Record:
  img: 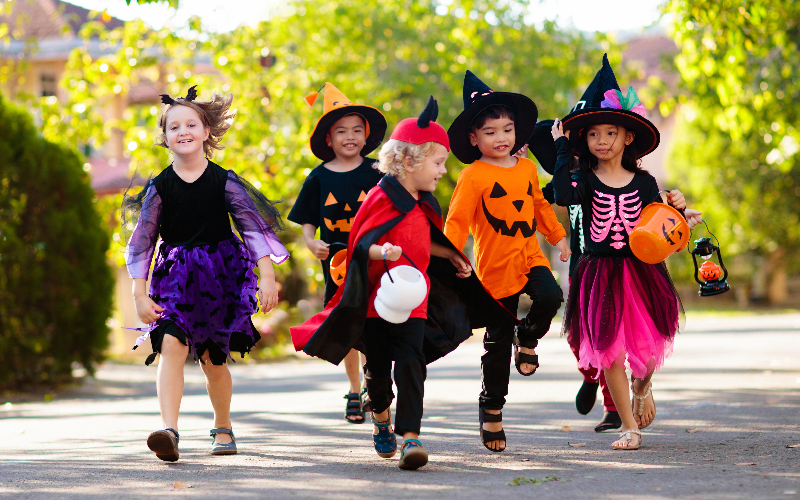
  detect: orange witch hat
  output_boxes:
[306,82,387,162]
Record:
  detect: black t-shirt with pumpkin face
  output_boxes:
[288,158,383,301]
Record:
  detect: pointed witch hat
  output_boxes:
[389,96,450,150]
[447,70,538,164]
[559,54,659,158]
[306,82,387,162]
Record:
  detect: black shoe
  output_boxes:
[594,410,622,433]
[576,381,599,415]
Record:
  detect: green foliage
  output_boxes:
[665,0,800,270]
[125,0,180,7]
[34,0,607,302]
[0,94,114,389]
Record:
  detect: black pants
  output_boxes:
[362,317,426,436]
[480,266,563,410]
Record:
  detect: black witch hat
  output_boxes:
[447,70,538,164]
[560,54,660,158]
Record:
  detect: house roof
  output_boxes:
[1,0,123,40]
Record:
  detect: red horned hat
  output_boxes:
[389,96,450,151]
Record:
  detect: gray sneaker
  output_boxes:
[210,428,237,455]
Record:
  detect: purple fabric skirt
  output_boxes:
[562,254,683,379]
[136,235,261,365]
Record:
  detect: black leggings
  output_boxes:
[362,317,426,436]
[479,266,563,410]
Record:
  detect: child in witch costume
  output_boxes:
[123,86,289,461]
[290,97,516,470]
[288,83,387,424]
[444,71,570,452]
[551,54,689,450]
[528,120,621,432]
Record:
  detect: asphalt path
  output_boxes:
[2,312,800,499]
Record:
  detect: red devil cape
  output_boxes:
[291,175,518,365]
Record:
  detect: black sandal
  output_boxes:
[147,428,180,462]
[344,392,365,424]
[513,344,539,376]
[359,387,371,413]
[479,409,506,453]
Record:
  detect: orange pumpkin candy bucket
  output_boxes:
[629,194,689,265]
[329,248,348,286]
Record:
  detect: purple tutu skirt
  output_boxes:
[562,255,683,379]
[136,235,261,365]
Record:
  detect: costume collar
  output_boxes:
[378,175,442,217]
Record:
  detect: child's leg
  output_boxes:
[479,294,518,451]
[157,334,189,433]
[342,348,365,423]
[604,360,642,448]
[632,371,656,428]
[387,319,426,440]
[362,319,396,429]
[517,267,563,373]
[200,351,233,445]
[343,349,363,394]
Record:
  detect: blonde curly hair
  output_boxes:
[376,139,438,179]
[155,90,235,158]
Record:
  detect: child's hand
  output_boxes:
[667,190,686,210]
[308,239,330,260]
[258,276,279,313]
[448,252,473,278]
[381,242,402,261]
[556,236,571,262]
[513,144,529,159]
[134,295,164,324]
[684,208,703,230]
[550,118,570,141]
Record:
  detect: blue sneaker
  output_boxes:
[399,438,428,470]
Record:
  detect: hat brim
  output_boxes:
[310,105,388,162]
[528,120,556,175]
[561,109,660,159]
[447,93,538,165]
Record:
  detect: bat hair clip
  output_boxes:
[159,85,199,105]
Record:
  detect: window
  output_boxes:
[40,73,57,97]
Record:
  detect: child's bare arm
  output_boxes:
[301,223,329,259]
[132,278,164,324]
[431,241,472,278]
[256,256,279,313]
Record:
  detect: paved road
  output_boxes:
[2,312,800,499]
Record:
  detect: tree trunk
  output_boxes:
[767,247,788,305]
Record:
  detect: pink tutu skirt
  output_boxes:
[562,254,683,379]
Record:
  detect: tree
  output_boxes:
[0,94,114,389]
[40,0,607,302]
[664,0,800,303]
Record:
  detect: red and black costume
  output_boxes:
[292,98,515,436]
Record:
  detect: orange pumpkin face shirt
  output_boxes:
[445,157,566,300]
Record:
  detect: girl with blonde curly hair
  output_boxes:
[123,86,289,461]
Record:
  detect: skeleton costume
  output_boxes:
[552,55,683,379]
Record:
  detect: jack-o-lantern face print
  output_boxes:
[324,189,368,233]
[481,181,537,237]
[661,217,684,246]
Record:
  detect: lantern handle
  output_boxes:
[382,251,419,284]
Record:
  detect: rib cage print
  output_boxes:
[590,190,642,250]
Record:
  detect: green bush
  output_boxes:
[0,94,114,390]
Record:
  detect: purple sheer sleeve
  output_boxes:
[124,181,161,279]
[225,170,289,264]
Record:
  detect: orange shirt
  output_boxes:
[444,157,566,299]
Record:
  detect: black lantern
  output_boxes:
[691,236,730,296]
